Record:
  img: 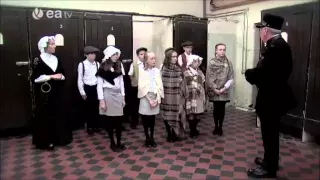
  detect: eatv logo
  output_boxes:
[32,8,72,20]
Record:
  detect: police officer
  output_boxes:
[245,14,295,178]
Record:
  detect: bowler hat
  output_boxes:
[84,46,99,54]
[256,14,284,30]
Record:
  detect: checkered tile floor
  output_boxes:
[1,108,319,180]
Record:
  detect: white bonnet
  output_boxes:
[187,55,203,66]
[102,46,121,62]
[38,36,55,53]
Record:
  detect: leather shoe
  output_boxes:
[254,157,279,171]
[247,167,276,178]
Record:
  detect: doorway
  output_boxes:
[261,2,319,138]
[0,7,32,134]
[173,16,208,73]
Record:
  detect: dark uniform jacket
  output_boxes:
[245,35,296,116]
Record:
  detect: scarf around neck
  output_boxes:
[96,61,122,85]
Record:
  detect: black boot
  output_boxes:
[150,138,157,147]
[117,143,126,151]
[145,138,151,147]
[212,127,219,135]
[110,143,120,152]
[87,128,94,135]
[217,127,223,136]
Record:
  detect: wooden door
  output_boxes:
[173,17,208,73]
[85,13,133,62]
[28,9,84,129]
[304,3,320,136]
[0,7,32,133]
[85,13,133,120]
[262,3,314,130]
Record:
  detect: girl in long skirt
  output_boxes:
[206,43,234,136]
[160,49,186,142]
[31,36,72,150]
[138,52,164,147]
[97,46,126,152]
[182,55,206,139]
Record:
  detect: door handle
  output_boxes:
[16,61,30,66]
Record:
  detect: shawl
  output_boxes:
[96,61,122,85]
[161,64,182,114]
[138,67,164,103]
[206,56,234,90]
[183,67,205,114]
[206,56,234,101]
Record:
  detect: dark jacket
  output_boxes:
[245,35,296,116]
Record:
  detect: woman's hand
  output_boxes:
[219,87,227,94]
[149,99,158,108]
[50,73,62,80]
[100,100,107,111]
[214,89,221,95]
[122,96,126,107]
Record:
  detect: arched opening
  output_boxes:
[55,34,64,46]
[281,32,288,43]
[0,32,3,45]
[107,34,115,46]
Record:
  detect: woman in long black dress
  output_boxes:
[31,36,72,150]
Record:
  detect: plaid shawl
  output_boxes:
[160,64,186,135]
[183,67,205,115]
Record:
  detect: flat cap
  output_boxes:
[136,47,148,55]
[181,41,193,47]
[84,46,99,54]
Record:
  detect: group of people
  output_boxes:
[31,13,294,178]
[31,38,235,151]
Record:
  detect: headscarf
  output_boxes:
[102,46,121,62]
[187,55,203,66]
[38,36,55,53]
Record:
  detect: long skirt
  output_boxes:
[99,88,123,116]
[161,94,187,136]
[139,92,159,115]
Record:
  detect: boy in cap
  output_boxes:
[178,41,193,72]
[245,14,295,178]
[128,47,148,129]
[77,46,100,135]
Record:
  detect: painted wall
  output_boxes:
[0,0,204,17]
[1,0,194,70]
[206,0,316,109]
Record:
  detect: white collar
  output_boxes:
[40,52,58,72]
[189,67,198,75]
[137,59,143,65]
[184,52,192,56]
[85,59,96,65]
